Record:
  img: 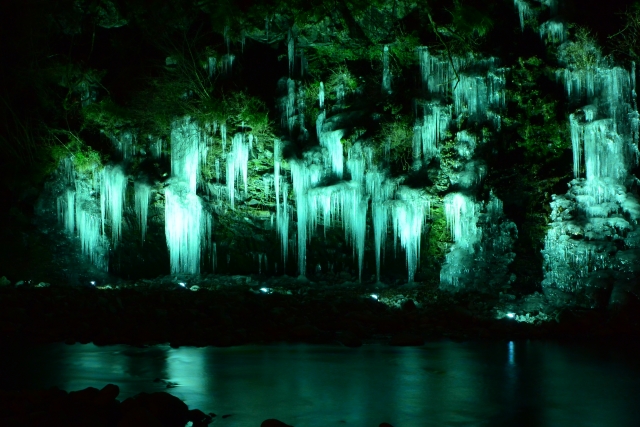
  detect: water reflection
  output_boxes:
[1,341,639,427]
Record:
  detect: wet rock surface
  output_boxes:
[0,274,638,347]
[0,384,304,427]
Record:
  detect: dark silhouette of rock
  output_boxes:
[261,419,294,427]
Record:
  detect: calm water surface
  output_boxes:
[1,341,639,427]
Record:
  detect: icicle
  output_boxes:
[391,187,429,283]
[170,118,201,193]
[100,165,127,246]
[288,29,295,75]
[165,184,204,274]
[215,158,220,182]
[347,143,365,183]
[134,182,152,244]
[111,131,134,160]
[220,123,227,153]
[208,57,217,78]
[382,45,391,94]
[76,207,106,270]
[539,20,565,43]
[319,129,344,178]
[366,169,395,282]
[513,0,532,31]
[319,82,324,109]
[58,189,76,235]
[444,193,477,246]
[226,133,250,208]
[287,78,296,132]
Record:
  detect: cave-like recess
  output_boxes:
[1,0,640,309]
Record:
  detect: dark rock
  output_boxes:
[261,419,294,427]
[117,406,163,427]
[379,423,395,427]
[401,299,417,312]
[187,408,212,425]
[93,384,120,406]
[120,392,188,427]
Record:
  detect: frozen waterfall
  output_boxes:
[543,62,640,298]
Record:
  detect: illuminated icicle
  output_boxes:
[100,165,127,246]
[540,20,565,43]
[513,0,533,31]
[382,45,391,94]
[319,82,324,108]
[134,182,151,244]
[111,131,134,160]
[287,78,296,132]
[444,193,477,246]
[390,187,429,283]
[226,133,250,208]
[290,156,323,277]
[165,184,204,274]
[220,123,227,153]
[208,57,216,78]
[319,128,344,178]
[76,207,107,270]
[58,189,76,235]
[366,169,396,282]
[347,143,365,183]
[170,118,200,193]
[288,29,295,75]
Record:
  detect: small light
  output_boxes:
[259,287,269,293]
[90,281,96,286]
[370,294,378,300]
[179,282,186,288]
[506,312,515,319]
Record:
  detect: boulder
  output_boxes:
[261,419,293,427]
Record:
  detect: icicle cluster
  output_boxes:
[543,60,640,295]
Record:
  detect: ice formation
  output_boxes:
[542,63,640,300]
[134,182,152,243]
[165,184,211,274]
[55,159,109,270]
[440,193,517,291]
[539,20,565,43]
[513,0,533,31]
[165,117,213,274]
[226,133,250,208]
[100,165,127,246]
[390,187,429,283]
[382,45,391,94]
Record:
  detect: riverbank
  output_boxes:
[1,275,639,347]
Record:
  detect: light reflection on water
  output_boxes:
[1,341,639,427]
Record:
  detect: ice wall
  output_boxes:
[542,64,640,302]
[165,117,213,274]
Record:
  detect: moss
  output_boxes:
[504,56,569,163]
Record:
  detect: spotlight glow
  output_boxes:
[370,294,379,300]
[506,312,515,319]
[90,281,96,286]
[179,282,186,288]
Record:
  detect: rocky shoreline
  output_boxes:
[1,274,639,347]
[0,383,315,427]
